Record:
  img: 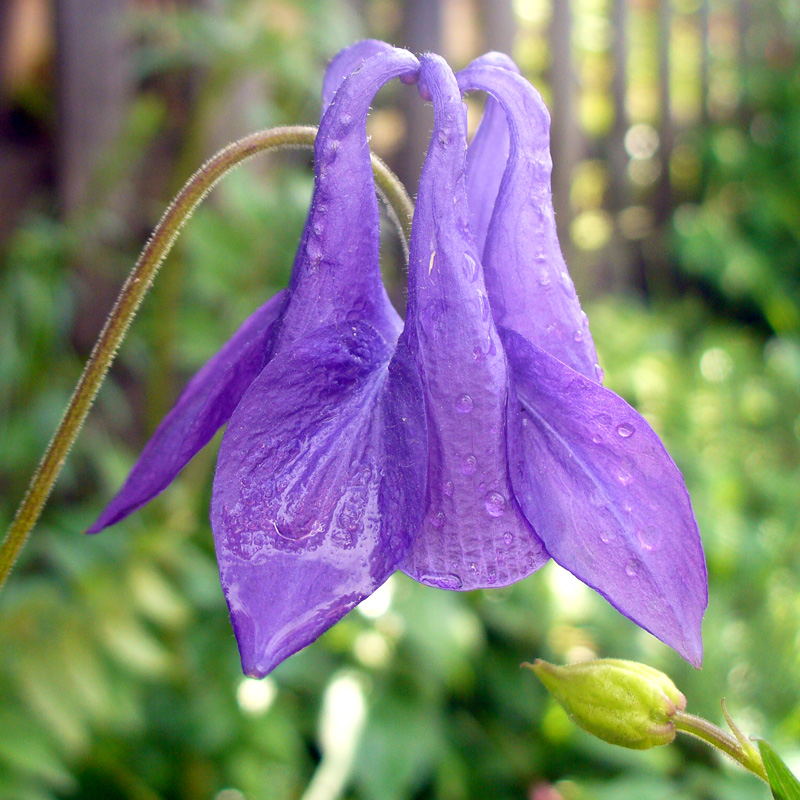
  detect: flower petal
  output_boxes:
[463,52,519,257]
[211,320,426,677]
[90,48,419,533]
[457,62,600,381]
[399,54,548,591]
[274,47,419,352]
[87,290,287,533]
[501,327,707,665]
[321,40,395,112]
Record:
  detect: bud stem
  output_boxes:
[673,710,768,782]
[0,125,414,592]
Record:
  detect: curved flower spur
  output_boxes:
[88,42,707,676]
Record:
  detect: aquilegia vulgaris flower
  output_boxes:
[90,41,707,677]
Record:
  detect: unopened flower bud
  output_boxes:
[526,658,687,750]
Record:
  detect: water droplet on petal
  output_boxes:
[502,532,513,545]
[592,433,602,444]
[538,269,552,288]
[430,511,446,529]
[617,468,634,486]
[462,253,478,281]
[637,525,661,551]
[461,455,477,475]
[485,492,507,517]
[487,568,498,584]
[600,530,614,544]
[574,329,584,343]
[454,393,474,413]
[444,481,454,497]
[625,558,640,577]
[594,363,605,382]
[617,422,635,438]
[421,573,463,590]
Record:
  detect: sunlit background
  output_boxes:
[1,1,799,798]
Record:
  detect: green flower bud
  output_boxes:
[526,658,687,750]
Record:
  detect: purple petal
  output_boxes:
[274,47,419,353]
[457,63,600,381]
[463,52,519,257]
[502,327,707,665]
[322,40,395,113]
[399,54,548,591]
[211,320,426,677]
[88,290,288,533]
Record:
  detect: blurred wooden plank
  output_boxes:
[656,0,672,223]
[55,0,134,215]
[549,0,581,253]
[395,0,442,191]
[609,0,632,291]
[479,0,516,54]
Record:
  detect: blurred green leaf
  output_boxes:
[759,741,800,800]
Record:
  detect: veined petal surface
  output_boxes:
[273,47,419,352]
[458,63,600,381]
[502,328,707,665]
[212,48,426,676]
[463,52,519,257]
[211,321,425,677]
[322,39,395,112]
[400,55,548,591]
[88,290,287,533]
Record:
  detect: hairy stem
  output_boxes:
[0,125,414,592]
[673,710,768,782]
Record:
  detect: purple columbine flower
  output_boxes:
[90,42,707,677]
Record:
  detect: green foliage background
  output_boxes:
[1,1,799,798]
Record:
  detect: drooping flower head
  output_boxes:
[90,42,707,677]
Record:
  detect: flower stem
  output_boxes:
[673,710,768,782]
[0,125,414,592]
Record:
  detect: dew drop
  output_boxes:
[625,558,641,577]
[600,530,614,544]
[591,433,602,444]
[574,329,584,343]
[594,363,605,382]
[617,468,634,486]
[455,393,474,413]
[637,524,661,551]
[617,422,635,438]
[461,455,478,475]
[485,492,507,517]
[462,253,478,281]
[469,562,478,573]
[487,568,498,584]
[502,531,514,545]
[538,269,552,288]
[421,573,463,590]
[430,511,446,529]
[444,481,454,497]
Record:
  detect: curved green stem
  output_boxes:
[0,125,414,592]
[673,710,768,782]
